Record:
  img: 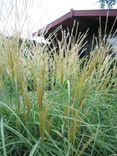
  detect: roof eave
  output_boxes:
[33,9,117,37]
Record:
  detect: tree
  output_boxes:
[99,0,117,8]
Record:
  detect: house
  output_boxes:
[33,9,117,56]
[33,9,117,37]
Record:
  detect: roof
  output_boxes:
[33,9,117,38]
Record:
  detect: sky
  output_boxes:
[0,0,117,38]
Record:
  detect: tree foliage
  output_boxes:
[99,0,117,8]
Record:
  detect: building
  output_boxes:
[33,9,117,55]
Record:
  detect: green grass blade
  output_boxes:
[0,101,35,141]
[29,140,40,156]
[0,123,33,147]
[0,118,7,156]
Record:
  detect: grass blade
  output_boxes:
[1,118,7,156]
[29,140,40,156]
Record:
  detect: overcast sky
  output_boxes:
[0,0,117,38]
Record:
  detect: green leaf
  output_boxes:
[1,118,7,156]
[29,140,40,156]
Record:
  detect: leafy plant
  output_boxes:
[0,1,117,155]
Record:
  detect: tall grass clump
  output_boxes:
[0,1,117,155]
